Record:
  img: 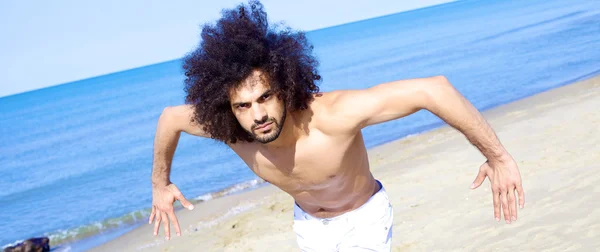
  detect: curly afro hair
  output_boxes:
[182,0,321,144]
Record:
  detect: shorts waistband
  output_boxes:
[293,180,389,223]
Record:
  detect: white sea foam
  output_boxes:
[193,178,266,202]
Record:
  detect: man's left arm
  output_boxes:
[332,75,524,223]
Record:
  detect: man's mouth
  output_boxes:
[254,121,273,130]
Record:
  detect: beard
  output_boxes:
[248,109,287,144]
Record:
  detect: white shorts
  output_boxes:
[292,180,394,251]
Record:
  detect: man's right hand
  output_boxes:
[149,183,194,240]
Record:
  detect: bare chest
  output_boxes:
[235,132,368,192]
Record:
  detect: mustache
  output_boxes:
[251,117,275,130]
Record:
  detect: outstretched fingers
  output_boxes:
[508,188,517,222]
[501,189,511,224]
[471,168,487,189]
[492,188,500,222]
[162,211,171,240]
[517,184,525,209]
[149,206,156,224]
[153,211,162,236]
[168,210,181,237]
[174,190,194,211]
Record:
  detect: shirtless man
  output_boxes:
[149,1,524,250]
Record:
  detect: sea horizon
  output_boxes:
[0,0,460,100]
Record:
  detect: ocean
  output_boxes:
[1,0,599,250]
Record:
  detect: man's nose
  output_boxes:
[252,104,267,122]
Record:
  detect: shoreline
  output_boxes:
[91,75,600,251]
[31,179,270,251]
[89,183,283,251]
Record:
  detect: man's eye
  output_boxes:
[262,94,270,99]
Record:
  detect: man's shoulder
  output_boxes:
[307,91,339,118]
[308,89,366,117]
[305,90,359,135]
[308,90,349,109]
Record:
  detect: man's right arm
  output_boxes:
[151,105,209,187]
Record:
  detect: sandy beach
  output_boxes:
[91,75,600,251]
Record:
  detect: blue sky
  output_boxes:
[0,0,454,97]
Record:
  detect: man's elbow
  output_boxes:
[160,106,174,120]
[158,106,180,129]
[422,75,457,108]
[431,75,451,87]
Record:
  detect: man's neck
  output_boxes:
[261,111,302,150]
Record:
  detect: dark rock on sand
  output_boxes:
[3,237,50,252]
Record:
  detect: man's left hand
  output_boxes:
[471,156,525,223]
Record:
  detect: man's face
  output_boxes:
[229,70,286,144]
